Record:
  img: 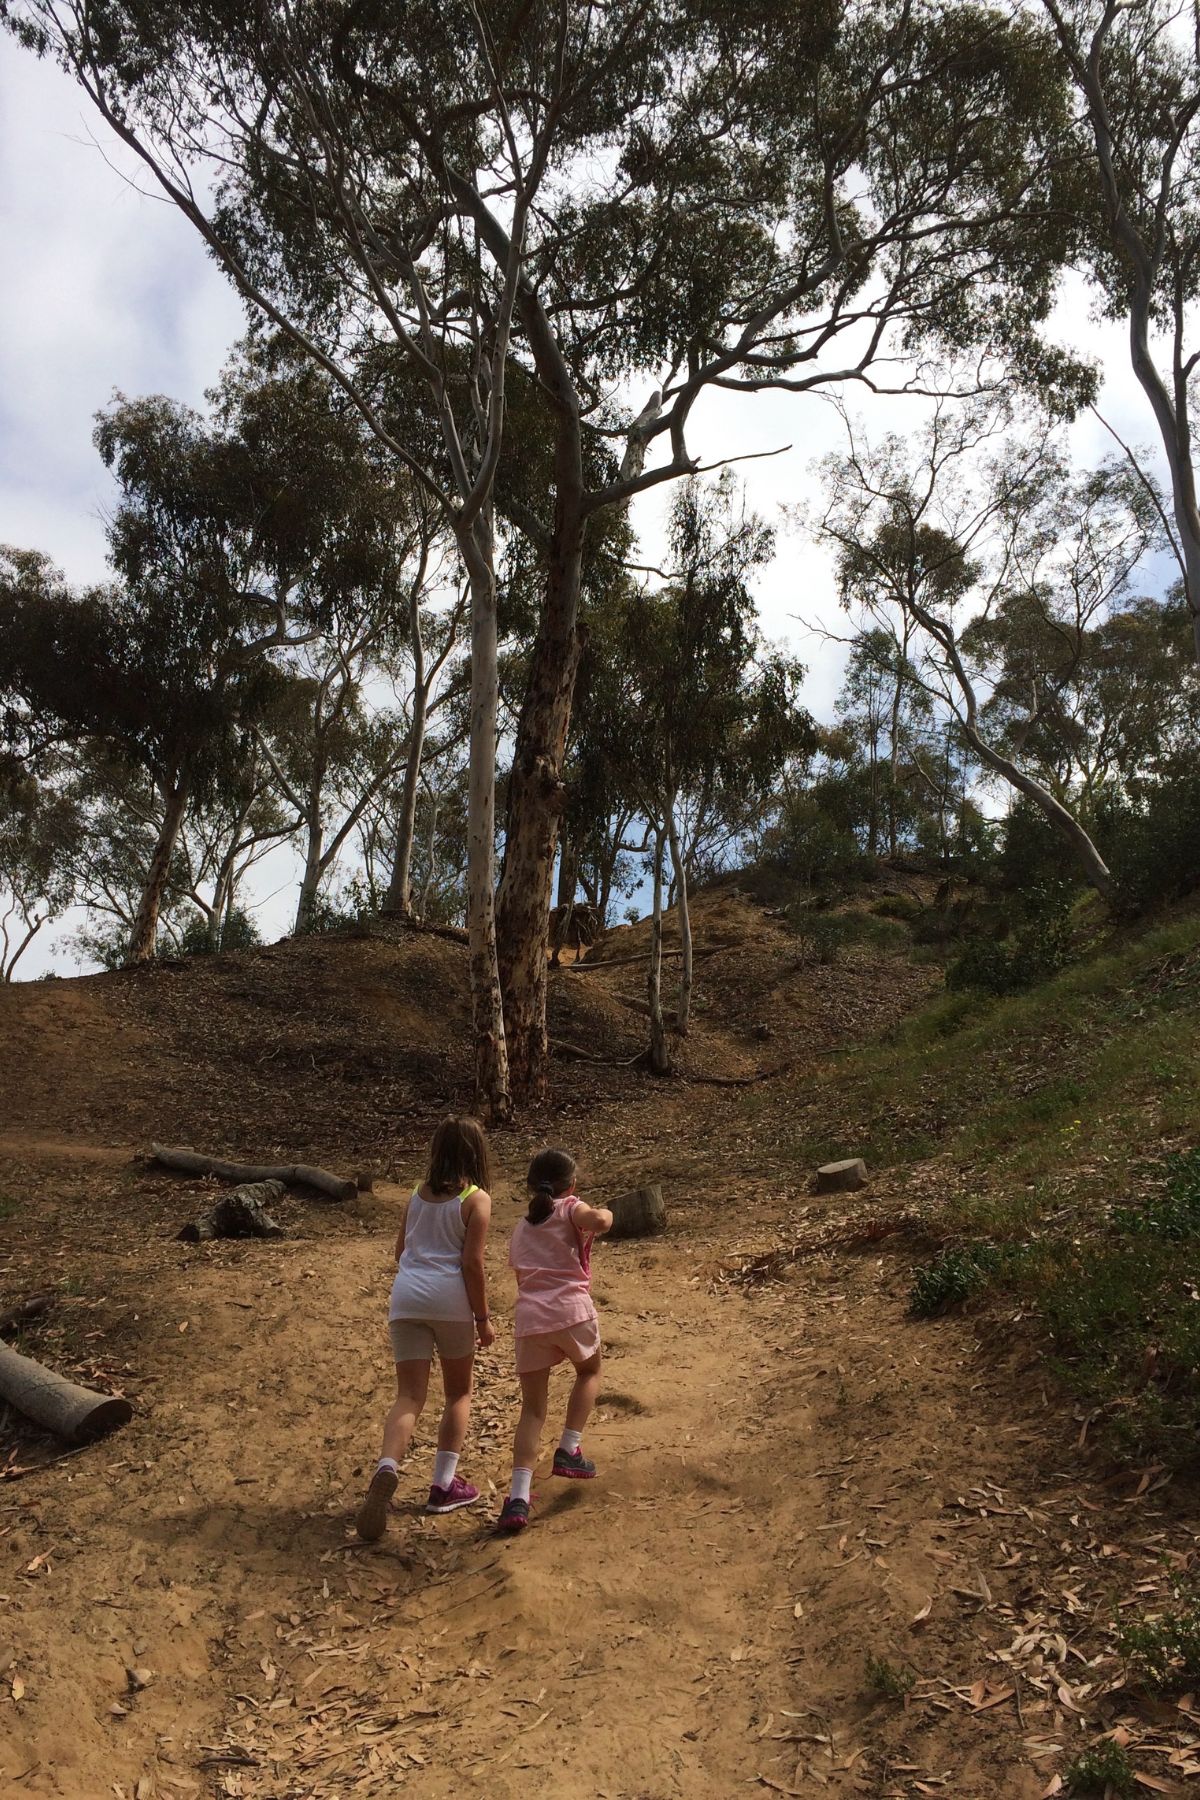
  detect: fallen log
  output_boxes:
[152,1143,356,1201]
[0,1341,132,1444]
[606,1185,667,1240]
[178,1180,286,1242]
[0,1294,54,1337]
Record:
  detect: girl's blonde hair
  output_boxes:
[427,1115,491,1195]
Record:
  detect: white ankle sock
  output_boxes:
[559,1429,583,1456]
[510,1466,533,1504]
[376,1457,399,1477]
[432,1450,459,1490]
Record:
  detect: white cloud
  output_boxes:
[0,40,243,585]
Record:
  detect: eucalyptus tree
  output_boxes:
[0,534,288,962]
[582,477,810,1063]
[5,0,1092,1106]
[1040,0,1200,645]
[0,774,79,979]
[819,400,1161,895]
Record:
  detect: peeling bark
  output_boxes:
[125,775,189,965]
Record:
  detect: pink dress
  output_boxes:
[509,1197,600,1373]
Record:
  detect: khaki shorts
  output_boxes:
[514,1318,601,1376]
[388,1317,475,1363]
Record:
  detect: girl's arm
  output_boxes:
[393,1203,408,1264]
[461,1188,494,1346]
[572,1200,613,1236]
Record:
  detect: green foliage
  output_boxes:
[909,1245,1010,1317]
[1064,1739,1135,1799]
[1113,1150,1200,1241]
[871,894,922,925]
[864,1655,915,1701]
[1116,1583,1200,1692]
[762,792,870,888]
[176,909,262,957]
[946,882,1075,995]
[1097,765,1200,919]
[788,906,907,965]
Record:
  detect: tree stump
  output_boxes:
[0,1342,132,1444]
[606,1185,667,1240]
[178,1180,287,1242]
[813,1158,868,1194]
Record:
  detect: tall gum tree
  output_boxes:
[1041,0,1200,649]
[818,397,1161,894]
[6,0,1089,1101]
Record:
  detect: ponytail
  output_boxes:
[527,1179,557,1225]
[525,1147,577,1224]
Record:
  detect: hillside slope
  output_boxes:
[2,889,1199,1800]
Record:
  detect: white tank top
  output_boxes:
[388,1185,474,1323]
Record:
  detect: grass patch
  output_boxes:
[1116,1581,1200,1690]
[792,900,1200,1468]
[786,907,909,965]
[1064,1739,1135,1797]
[0,1196,19,1223]
[910,1245,1007,1317]
[864,1654,915,1700]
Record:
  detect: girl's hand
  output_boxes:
[475,1316,496,1349]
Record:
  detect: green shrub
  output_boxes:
[177,908,261,956]
[762,794,871,888]
[788,907,907,964]
[872,894,922,925]
[1064,1739,1135,1798]
[909,1245,1010,1317]
[946,882,1075,995]
[1116,1582,1200,1690]
[1113,1149,1200,1240]
[1095,765,1200,918]
[864,1654,915,1700]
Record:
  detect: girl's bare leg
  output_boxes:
[564,1349,602,1434]
[358,1360,431,1540]
[513,1368,551,1470]
[381,1359,431,1463]
[436,1353,475,1454]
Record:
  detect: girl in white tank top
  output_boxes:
[355,1117,495,1542]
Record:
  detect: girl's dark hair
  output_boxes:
[525,1148,577,1224]
[427,1115,491,1195]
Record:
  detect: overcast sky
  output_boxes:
[0,35,1171,975]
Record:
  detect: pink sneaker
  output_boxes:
[425,1474,480,1515]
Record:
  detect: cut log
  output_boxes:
[607,1185,667,1240]
[152,1143,356,1201]
[178,1180,287,1242]
[0,1341,132,1444]
[814,1158,868,1194]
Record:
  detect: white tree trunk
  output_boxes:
[646,823,671,1075]
[294,812,325,934]
[125,776,189,965]
[384,681,427,918]
[461,525,512,1123]
[666,800,692,1035]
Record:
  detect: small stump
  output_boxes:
[814,1158,868,1195]
[607,1185,667,1240]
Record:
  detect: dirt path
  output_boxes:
[8,1128,1195,1800]
[1,1133,799,1800]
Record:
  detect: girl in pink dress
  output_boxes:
[496,1148,613,1534]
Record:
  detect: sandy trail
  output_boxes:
[7,1123,1184,1800]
